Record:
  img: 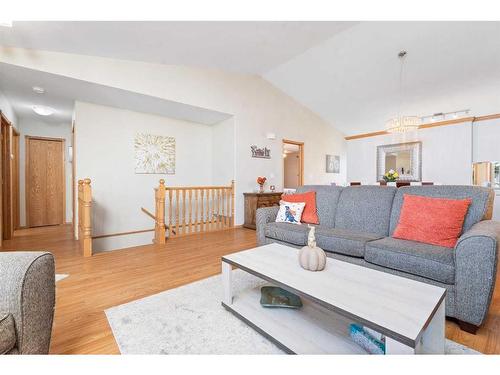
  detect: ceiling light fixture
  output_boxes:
[32,86,45,94]
[385,51,420,134]
[32,105,55,116]
[0,21,13,27]
[420,109,471,123]
[431,113,445,122]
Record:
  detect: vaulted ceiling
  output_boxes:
[265,22,500,135]
[0,21,354,74]
[1,21,499,134]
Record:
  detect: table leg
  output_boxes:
[222,261,233,305]
[418,298,445,354]
[385,337,416,354]
[385,299,445,354]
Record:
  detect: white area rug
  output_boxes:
[105,270,480,355]
[55,274,69,282]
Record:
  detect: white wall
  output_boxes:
[347,119,500,219]
[18,117,73,225]
[74,102,224,250]
[2,48,347,227]
[211,117,235,185]
[347,122,473,185]
[473,119,500,162]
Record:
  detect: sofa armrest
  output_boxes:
[0,252,55,354]
[454,220,499,326]
[256,206,280,246]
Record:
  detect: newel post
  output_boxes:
[154,179,166,244]
[79,178,93,257]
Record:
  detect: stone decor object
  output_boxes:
[298,225,326,271]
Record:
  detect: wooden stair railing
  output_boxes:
[78,178,93,257]
[153,179,235,244]
[141,207,176,236]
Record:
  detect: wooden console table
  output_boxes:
[243,192,282,229]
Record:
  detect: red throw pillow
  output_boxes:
[393,194,471,248]
[281,191,319,224]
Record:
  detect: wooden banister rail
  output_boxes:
[78,178,93,257]
[154,179,235,244]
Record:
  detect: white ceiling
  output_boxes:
[0,62,231,125]
[265,21,500,135]
[0,21,355,74]
[2,21,500,136]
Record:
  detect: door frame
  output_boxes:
[282,139,304,188]
[12,128,20,230]
[25,135,66,228]
[1,111,13,240]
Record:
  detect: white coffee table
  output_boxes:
[221,243,446,354]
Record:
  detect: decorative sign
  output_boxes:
[135,133,176,174]
[326,155,340,174]
[251,145,271,159]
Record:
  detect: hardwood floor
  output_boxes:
[1,224,499,354]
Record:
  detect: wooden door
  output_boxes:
[282,139,304,189]
[26,136,65,227]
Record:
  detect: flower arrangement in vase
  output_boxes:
[383,169,399,182]
[257,176,267,193]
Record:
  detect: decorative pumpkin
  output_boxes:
[299,226,326,272]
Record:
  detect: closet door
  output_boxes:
[26,136,65,227]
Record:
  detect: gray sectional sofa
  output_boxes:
[256,185,499,333]
[0,252,55,354]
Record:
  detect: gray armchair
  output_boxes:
[0,252,55,354]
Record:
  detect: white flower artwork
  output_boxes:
[134,133,176,174]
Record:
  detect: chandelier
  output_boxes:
[385,51,420,133]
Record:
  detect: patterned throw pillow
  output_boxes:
[275,201,306,225]
[280,191,319,224]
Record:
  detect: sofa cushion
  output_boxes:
[365,237,455,284]
[393,194,471,248]
[315,227,382,257]
[334,186,397,236]
[275,201,306,225]
[0,313,17,355]
[389,185,494,235]
[296,185,343,228]
[281,191,319,224]
[6,347,19,355]
[264,222,308,246]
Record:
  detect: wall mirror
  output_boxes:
[473,161,500,189]
[376,141,422,181]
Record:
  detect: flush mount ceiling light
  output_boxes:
[385,51,421,134]
[32,105,55,116]
[32,86,45,94]
[0,21,13,27]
